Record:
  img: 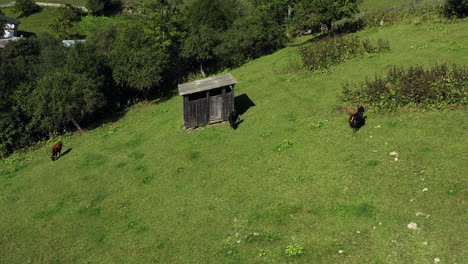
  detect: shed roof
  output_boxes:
[0,14,21,25]
[178,73,237,96]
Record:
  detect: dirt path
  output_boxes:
[0,2,87,11]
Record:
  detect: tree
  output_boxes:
[36,33,68,74]
[109,21,170,98]
[217,2,287,66]
[15,0,40,17]
[311,0,359,33]
[49,4,83,39]
[139,0,188,88]
[0,38,41,156]
[86,0,109,15]
[287,0,317,36]
[30,69,105,133]
[445,0,468,18]
[182,0,240,77]
[49,16,74,39]
[58,3,84,22]
[104,1,185,99]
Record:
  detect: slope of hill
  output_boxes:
[1,20,467,263]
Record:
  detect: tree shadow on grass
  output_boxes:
[17,31,36,38]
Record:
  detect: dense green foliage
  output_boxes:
[311,0,359,32]
[48,16,74,38]
[299,36,389,71]
[0,36,110,156]
[342,64,468,110]
[86,0,109,14]
[109,23,169,93]
[360,6,447,27]
[14,0,40,17]
[48,4,86,38]
[181,0,241,76]
[445,0,468,17]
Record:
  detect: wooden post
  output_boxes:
[183,96,187,129]
[206,91,210,125]
[231,85,235,113]
[222,87,226,120]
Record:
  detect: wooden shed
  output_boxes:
[178,73,237,129]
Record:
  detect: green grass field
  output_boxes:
[1,12,467,264]
[1,7,59,35]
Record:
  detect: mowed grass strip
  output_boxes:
[0,21,467,263]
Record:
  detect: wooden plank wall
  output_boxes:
[222,85,235,120]
[183,85,235,129]
[184,96,209,128]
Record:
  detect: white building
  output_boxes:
[0,14,21,39]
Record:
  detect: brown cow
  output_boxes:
[349,106,367,132]
[51,141,62,161]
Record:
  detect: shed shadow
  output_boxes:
[235,94,255,116]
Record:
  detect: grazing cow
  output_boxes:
[50,141,62,161]
[229,110,240,130]
[349,106,367,132]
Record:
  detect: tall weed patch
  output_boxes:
[361,7,447,26]
[299,36,389,71]
[342,64,468,110]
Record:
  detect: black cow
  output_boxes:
[349,106,367,132]
[229,110,240,130]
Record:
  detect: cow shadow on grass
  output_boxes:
[58,148,72,160]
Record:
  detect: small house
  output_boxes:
[178,73,237,129]
[0,14,20,39]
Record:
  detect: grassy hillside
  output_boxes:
[1,20,467,264]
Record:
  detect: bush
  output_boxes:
[58,4,84,23]
[15,0,40,17]
[445,0,468,18]
[341,64,468,110]
[332,17,364,34]
[86,0,109,15]
[299,36,390,71]
[49,4,84,39]
[361,7,446,27]
[285,243,303,257]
